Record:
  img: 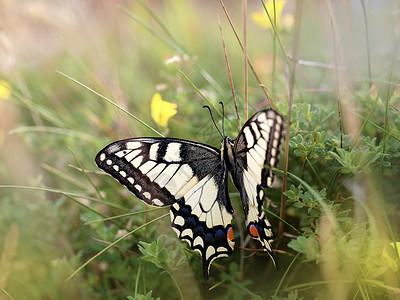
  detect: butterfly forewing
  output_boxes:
[95,138,221,207]
[235,110,284,187]
[233,109,283,262]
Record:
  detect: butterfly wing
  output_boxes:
[233,109,283,261]
[95,137,234,280]
[170,163,234,280]
[95,137,221,207]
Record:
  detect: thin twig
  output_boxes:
[233,211,245,282]
[272,0,277,93]
[360,0,372,88]
[326,0,343,149]
[243,0,248,120]
[219,0,275,109]
[389,102,399,112]
[287,55,346,71]
[278,0,303,242]
[218,16,241,129]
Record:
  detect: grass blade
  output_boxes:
[66,213,169,281]
[58,71,164,137]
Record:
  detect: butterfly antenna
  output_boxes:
[203,105,223,138]
[219,101,225,136]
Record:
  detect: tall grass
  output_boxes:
[0,0,399,299]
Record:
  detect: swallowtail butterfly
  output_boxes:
[95,108,283,280]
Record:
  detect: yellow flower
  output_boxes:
[393,86,400,99]
[282,13,294,30]
[382,242,400,271]
[252,0,291,30]
[369,84,378,100]
[151,93,177,128]
[0,80,11,100]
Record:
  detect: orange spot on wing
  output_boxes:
[249,224,259,238]
[227,226,234,241]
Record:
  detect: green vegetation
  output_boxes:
[0,1,399,299]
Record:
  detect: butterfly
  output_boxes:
[95,108,283,280]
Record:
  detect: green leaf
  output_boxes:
[129,290,160,300]
[288,236,320,261]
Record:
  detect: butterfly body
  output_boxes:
[95,109,283,280]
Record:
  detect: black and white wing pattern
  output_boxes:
[95,109,283,281]
[169,165,235,280]
[232,109,284,262]
[95,138,235,280]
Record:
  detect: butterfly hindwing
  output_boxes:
[233,109,283,261]
[170,165,234,280]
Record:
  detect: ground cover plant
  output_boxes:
[0,0,399,299]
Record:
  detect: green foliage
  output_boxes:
[138,235,185,272]
[330,147,381,174]
[287,235,320,261]
[272,290,304,300]
[128,290,160,300]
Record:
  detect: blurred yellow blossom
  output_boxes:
[0,80,11,100]
[369,84,378,100]
[252,0,292,31]
[282,13,294,30]
[151,93,177,128]
[393,86,400,99]
[382,242,400,271]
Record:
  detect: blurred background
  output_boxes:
[0,0,399,299]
